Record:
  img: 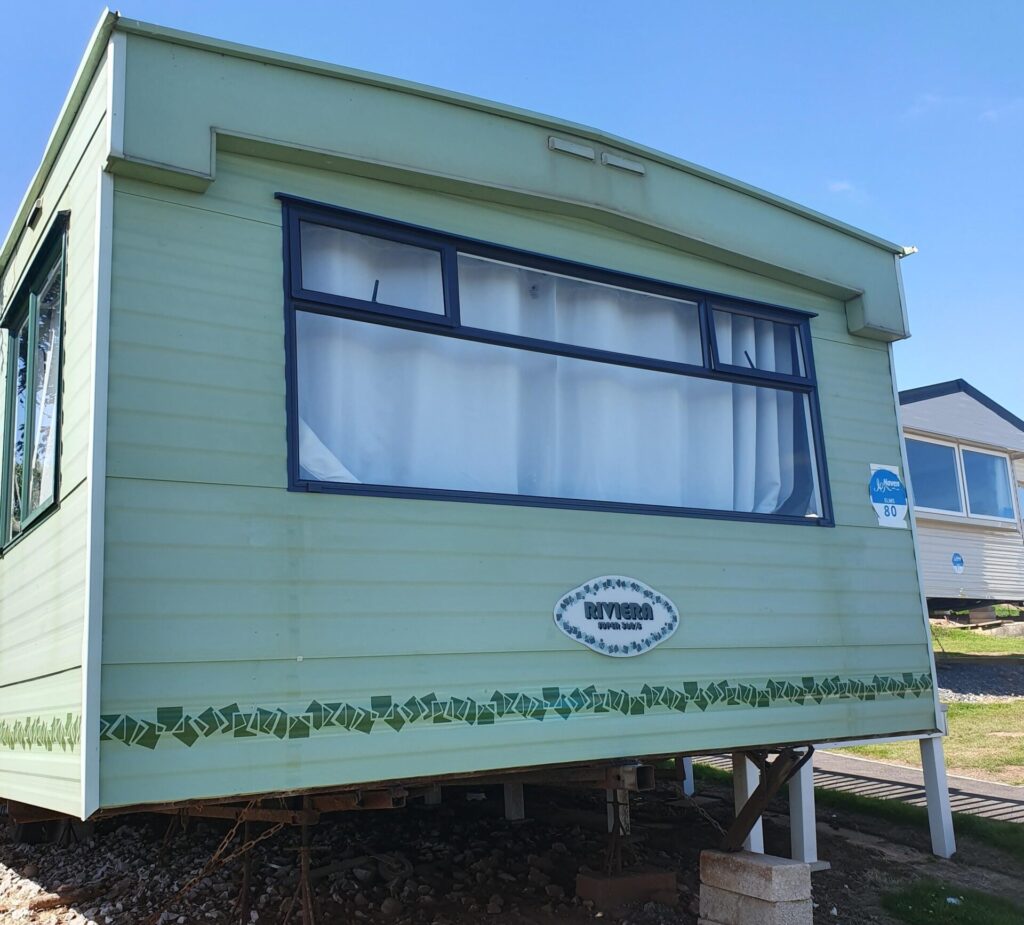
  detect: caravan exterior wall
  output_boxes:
[900,383,1024,604]
[0,16,940,817]
[0,34,110,817]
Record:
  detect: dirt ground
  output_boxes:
[1,776,1022,925]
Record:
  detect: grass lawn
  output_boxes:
[842,701,1024,785]
[931,624,1024,655]
[882,879,1024,925]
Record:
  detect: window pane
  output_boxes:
[962,449,1014,518]
[299,222,445,314]
[458,255,702,366]
[8,321,29,539]
[713,309,804,376]
[295,312,821,516]
[906,439,962,512]
[28,261,63,512]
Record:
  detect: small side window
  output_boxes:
[962,449,1014,519]
[711,306,806,378]
[297,221,448,319]
[1,219,67,545]
[905,438,962,514]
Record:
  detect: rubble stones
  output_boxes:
[0,777,846,925]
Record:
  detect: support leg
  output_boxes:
[788,751,817,863]
[731,753,764,853]
[606,788,630,835]
[920,736,956,858]
[678,756,695,796]
[423,785,442,806]
[503,782,525,821]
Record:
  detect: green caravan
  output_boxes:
[0,12,940,825]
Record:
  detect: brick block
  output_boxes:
[699,883,812,925]
[576,870,676,911]
[700,850,811,902]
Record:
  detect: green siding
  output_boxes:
[115,27,908,340]
[99,152,936,809]
[0,670,82,811]
[0,55,107,817]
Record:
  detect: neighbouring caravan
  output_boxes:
[900,379,1024,610]
[1,13,947,851]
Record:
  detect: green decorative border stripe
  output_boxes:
[99,673,933,751]
[0,713,80,751]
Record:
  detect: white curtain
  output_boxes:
[296,265,820,516]
[301,222,445,315]
[28,265,63,511]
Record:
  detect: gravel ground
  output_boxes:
[936,658,1024,703]
[0,780,934,925]
[1,787,704,925]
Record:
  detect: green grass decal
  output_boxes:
[0,713,80,751]
[96,672,933,750]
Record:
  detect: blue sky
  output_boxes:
[2,2,1021,412]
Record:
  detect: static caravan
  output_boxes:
[900,379,1024,610]
[1,13,945,841]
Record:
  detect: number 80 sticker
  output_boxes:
[869,466,909,529]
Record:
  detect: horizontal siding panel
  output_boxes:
[0,66,102,821]
[102,645,934,710]
[101,696,937,809]
[902,392,1024,453]
[916,519,1024,600]
[118,154,861,340]
[0,669,81,816]
[0,431,90,686]
[100,154,931,807]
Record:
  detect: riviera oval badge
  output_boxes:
[554,576,679,657]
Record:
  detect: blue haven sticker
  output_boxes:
[869,466,909,528]
[952,552,965,574]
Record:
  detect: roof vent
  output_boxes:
[601,152,645,175]
[548,136,596,161]
[26,198,43,230]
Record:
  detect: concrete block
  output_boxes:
[700,850,811,902]
[576,869,676,911]
[699,883,812,925]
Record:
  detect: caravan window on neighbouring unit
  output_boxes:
[905,438,963,513]
[0,218,67,546]
[279,195,833,526]
[906,436,1016,522]
[962,448,1015,520]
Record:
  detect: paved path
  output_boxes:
[700,751,1024,824]
[815,750,1024,824]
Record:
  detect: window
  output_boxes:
[281,196,832,525]
[1,218,67,545]
[905,438,963,513]
[906,436,1016,522]
[962,448,1014,519]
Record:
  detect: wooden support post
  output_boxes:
[920,737,956,858]
[788,750,817,863]
[503,782,525,821]
[424,785,442,806]
[678,756,695,796]
[606,788,630,835]
[731,753,763,853]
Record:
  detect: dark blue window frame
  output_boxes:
[0,213,69,552]
[278,193,835,527]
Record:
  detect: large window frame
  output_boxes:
[280,194,834,527]
[905,433,1018,524]
[0,214,69,549]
